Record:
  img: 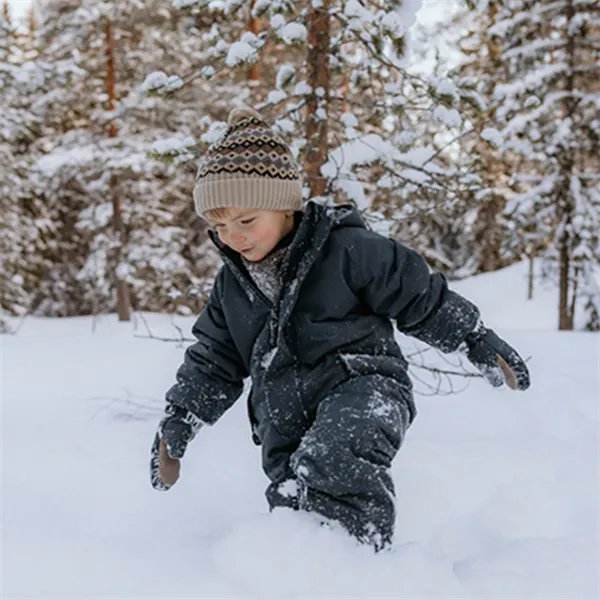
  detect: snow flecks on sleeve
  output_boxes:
[261,348,278,370]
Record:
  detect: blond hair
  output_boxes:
[203,207,239,222]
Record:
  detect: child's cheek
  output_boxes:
[251,225,265,245]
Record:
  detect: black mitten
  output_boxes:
[150,404,203,491]
[463,322,530,391]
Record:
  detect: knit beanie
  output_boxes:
[193,106,304,216]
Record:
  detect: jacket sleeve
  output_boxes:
[165,269,248,424]
[346,228,480,353]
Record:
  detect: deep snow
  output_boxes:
[2,261,599,599]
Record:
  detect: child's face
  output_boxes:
[207,208,295,262]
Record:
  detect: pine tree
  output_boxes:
[492,0,600,330]
[341,6,504,277]
[450,1,514,274]
[0,3,21,329]
[26,0,223,318]
[153,0,477,220]
[0,1,47,329]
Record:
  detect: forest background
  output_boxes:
[1,0,598,332]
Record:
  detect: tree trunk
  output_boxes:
[558,0,576,331]
[105,18,131,322]
[558,222,572,330]
[527,251,534,300]
[304,0,330,199]
[478,194,504,272]
[26,3,38,36]
[341,70,350,113]
[476,0,506,273]
[2,0,10,23]
[247,0,261,84]
[569,266,580,326]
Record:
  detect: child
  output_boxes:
[150,106,530,550]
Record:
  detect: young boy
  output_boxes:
[150,106,530,550]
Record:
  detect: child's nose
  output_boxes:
[229,230,245,244]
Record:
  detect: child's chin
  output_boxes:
[242,250,265,262]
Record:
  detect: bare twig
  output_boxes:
[133,311,193,346]
[88,388,164,422]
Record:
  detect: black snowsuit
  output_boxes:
[165,201,480,546]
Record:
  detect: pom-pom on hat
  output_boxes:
[193,105,303,216]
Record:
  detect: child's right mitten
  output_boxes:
[149,404,203,491]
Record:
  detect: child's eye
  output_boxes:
[240,218,255,225]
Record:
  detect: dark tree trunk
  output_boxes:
[558,0,576,331]
[304,0,330,199]
[248,0,261,83]
[105,18,131,322]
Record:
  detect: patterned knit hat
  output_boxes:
[193,106,303,216]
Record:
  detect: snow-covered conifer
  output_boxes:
[25,0,223,317]
[491,0,600,329]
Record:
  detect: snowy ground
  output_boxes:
[2,262,599,599]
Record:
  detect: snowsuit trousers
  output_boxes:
[265,374,412,548]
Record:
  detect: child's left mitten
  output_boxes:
[463,322,530,391]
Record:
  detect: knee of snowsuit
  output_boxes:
[265,374,411,548]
